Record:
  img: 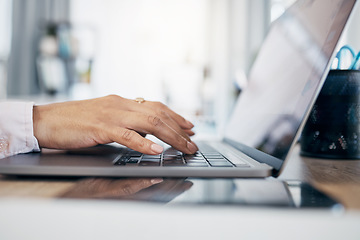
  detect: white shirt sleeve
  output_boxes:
[0,101,40,159]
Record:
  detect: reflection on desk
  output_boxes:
[60,178,193,202]
[279,145,360,209]
[58,177,339,209]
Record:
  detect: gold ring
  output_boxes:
[135,97,145,104]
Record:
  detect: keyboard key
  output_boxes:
[163,150,182,155]
[114,154,131,165]
[187,152,202,157]
[163,159,184,164]
[126,157,140,164]
[209,162,233,167]
[186,159,207,164]
[203,154,224,159]
[128,151,142,157]
[184,156,205,161]
[186,162,209,167]
[201,151,219,155]
[140,158,160,163]
[142,155,161,159]
[207,159,228,163]
[139,161,160,166]
[139,157,160,166]
[163,156,182,161]
[163,162,185,166]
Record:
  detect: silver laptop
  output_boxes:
[0,0,356,178]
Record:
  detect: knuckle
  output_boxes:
[121,129,134,141]
[157,109,169,119]
[106,94,122,102]
[140,179,153,188]
[154,101,166,108]
[122,184,134,195]
[148,115,163,127]
[138,138,146,148]
[106,94,118,99]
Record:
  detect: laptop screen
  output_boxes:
[225,0,356,172]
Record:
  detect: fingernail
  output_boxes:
[184,182,193,190]
[151,144,163,154]
[187,141,198,153]
[151,178,163,184]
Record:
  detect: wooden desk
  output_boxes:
[0,145,359,209]
[279,145,360,210]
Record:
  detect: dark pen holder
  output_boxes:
[300,69,360,159]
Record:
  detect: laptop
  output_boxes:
[0,0,356,178]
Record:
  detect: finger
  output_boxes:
[148,101,194,130]
[159,180,193,201]
[125,99,194,142]
[110,178,163,196]
[109,127,164,155]
[126,99,194,130]
[118,112,198,154]
[155,109,192,142]
[184,129,195,136]
[143,115,198,154]
[61,178,164,199]
[127,179,182,200]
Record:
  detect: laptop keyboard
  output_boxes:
[114,143,250,168]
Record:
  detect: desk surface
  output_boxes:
[0,145,359,210]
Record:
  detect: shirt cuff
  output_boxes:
[0,101,40,159]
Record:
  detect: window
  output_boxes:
[0,0,12,99]
[271,0,296,22]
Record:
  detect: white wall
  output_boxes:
[70,0,209,114]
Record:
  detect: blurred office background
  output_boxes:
[0,0,359,135]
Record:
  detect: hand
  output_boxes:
[60,178,165,199]
[60,177,193,201]
[33,95,198,154]
[123,178,193,202]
